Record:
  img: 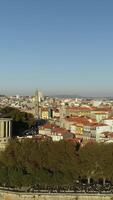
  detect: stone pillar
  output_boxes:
[9,121,11,138]
[6,121,8,138]
[1,121,4,138]
[0,121,1,137]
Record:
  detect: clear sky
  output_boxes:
[0,0,113,96]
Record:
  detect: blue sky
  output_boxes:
[0,0,113,96]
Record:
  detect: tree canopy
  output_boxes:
[0,139,113,188]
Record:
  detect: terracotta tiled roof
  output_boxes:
[65,116,96,125]
[42,124,54,129]
[41,108,48,112]
[95,108,112,112]
[53,109,59,113]
[67,106,94,111]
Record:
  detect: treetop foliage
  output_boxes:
[0,139,113,188]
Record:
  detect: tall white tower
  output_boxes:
[34,90,39,118]
[34,90,44,118]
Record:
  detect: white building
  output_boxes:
[91,124,111,142]
[103,118,113,131]
[50,133,63,142]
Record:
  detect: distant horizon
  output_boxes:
[0,91,113,98]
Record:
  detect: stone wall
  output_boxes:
[0,191,113,200]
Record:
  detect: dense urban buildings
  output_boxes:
[1,91,113,193]
[1,91,113,146]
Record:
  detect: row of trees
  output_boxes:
[0,139,113,188]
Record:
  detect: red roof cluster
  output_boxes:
[42,124,54,129]
[67,106,94,111]
[41,108,48,112]
[41,123,67,135]
[53,108,59,113]
[66,106,112,113]
[96,107,112,112]
[65,116,96,125]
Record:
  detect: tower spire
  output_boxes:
[35,90,39,118]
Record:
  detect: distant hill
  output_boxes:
[48,94,113,100]
[0,94,6,97]
[49,94,83,99]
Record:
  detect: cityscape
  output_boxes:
[0,91,113,195]
[0,0,113,200]
[1,91,113,147]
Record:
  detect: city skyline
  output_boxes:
[0,0,113,96]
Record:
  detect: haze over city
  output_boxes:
[0,0,113,96]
